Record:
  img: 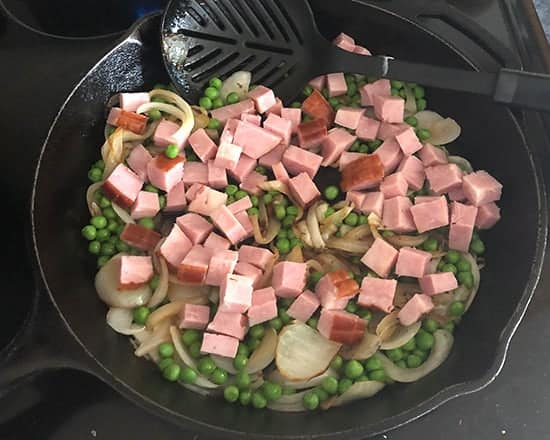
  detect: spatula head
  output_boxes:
[161,0,324,103]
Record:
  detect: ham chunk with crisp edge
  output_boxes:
[374,95,405,123]
[233,121,282,159]
[346,191,366,211]
[165,181,186,212]
[356,116,381,141]
[131,191,160,219]
[209,99,255,124]
[361,237,398,278]
[340,155,384,192]
[259,143,287,167]
[396,247,432,278]
[309,75,326,91]
[182,161,208,186]
[361,192,384,217]
[219,273,253,313]
[316,270,359,310]
[395,127,423,156]
[204,231,231,250]
[154,119,187,148]
[449,201,478,252]
[377,122,408,140]
[339,152,364,171]
[410,196,449,233]
[287,290,320,322]
[102,163,143,208]
[419,272,458,296]
[179,304,210,330]
[120,92,150,112]
[418,143,448,167]
[272,261,307,298]
[238,245,274,270]
[281,107,302,134]
[360,79,391,106]
[327,72,347,97]
[160,224,193,268]
[380,172,409,198]
[214,142,242,171]
[425,164,463,194]
[188,128,218,163]
[200,333,239,358]
[234,262,263,288]
[207,161,228,189]
[247,287,278,326]
[302,89,335,126]
[272,161,290,184]
[288,172,321,208]
[321,128,356,166]
[229,154,257,183]
[126,144,152,181]
[297,118,329,149]
[448,186,467,202]
[147,155,185,192]
[335,107,364,130]
[317,309,366,345]
[248,85,277,113]
[266,98,283,115]
[107,107,147,134]
[220,118,240,144]
[462,170,503,206]
[240,171,267,196]
[374,138,403,174]
[235,211,254,238]
[188,185,228,217]
[205,249,238,286]
[241,113,261,126]
[211,205,249,245]
[358,277,397,313]
[397,155,425,191]
[398,294,434,326]
[176,213,213,244]
[228,196,253,214]
[383,196,416,233]
[264,113,292,146]
[476,202,501,229]
[120,223,161,251]
[282,145,323,178]
[207,311,248,340]
[177,245,212,284]
[118,256,153,290]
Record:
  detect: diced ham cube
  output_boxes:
[272,261,307,298]
[449,201,478,252]
[228,154,257,183]
[204,231,231,250]
[398,294,434,326]
[288,172,321,208]
[272,161,290,183]
[207,161,228,189]
[182,161,208,186]
[248,85,277,113]
[476,202,501,229]
[147,155,185,192]
[247,287,278,326]
[239,245,274,270]
[176,213,213,244]
[360,79,391,106]
[207,311,248,340]
[418,143,448,167]
[297,118,329,149]
[302,90,335,126]
[335,107,365,130]
[361,192,384,217]
[219,273,253,313]
[395,127,423,156]
[287,290,320,322]
[354,45,371,55]
[233,121,282,159]
[410,195,449,233]
[179,304,210,330]
[281,108,302,134]
[316,270,359,310]
[120,92,150,112]
[126,144,152,181]
[228,196,253,214]
[339,152,365,171]
[210,99,255,124]
[321,127,356,166]
[188,185,228,217]
[396,247,432,278]
[153,119,187,148]
[380,172,409,198]
[448,186,467,202]
[205,249,238,286]
[264,113,292,146]
[361,237,398,278]
[107,107,147,134]
[200,333,239,358]
[425,164,463,194]
[397,155,425,191]
[185,183,203,202]
[188,128,218,163]
[102,163,143,208]
[332,32,355,51]
[234,262,263,288]
[282,145,323,178]
[131,191,160,219]
[374,95,405,123]
[235,211,254,238]
[211,205,248,245]
[165,181,187,212]
[383,196,416,233]
[358,277,397,313]
[340,155,384,192]
[374,138,404,174]
[266,98,283,116]
[326,72,347,97]
[240,171,267,195]
[259,143,287,167]
[177,245,212,284]
[120,223,161,251]
[346,191,367,211]
[214,142,243,171]
[414,196,441,204]
[377,122,408,140]
[308,75,326,91]
[220,118,240,144]
[241,113,262,126]
[419,272,458,296]
[118,256,153,290]
[356,116,381,141]
[317,309,365,345]
[462,170,503,206]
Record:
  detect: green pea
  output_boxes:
[238,389,252,405]
[212,97,224,109]
[158,358,174,372]
[301,391,319,410]
[344,360,364,379]
[358,308,372,321]
[280,297,293,307]
[457,258,471,272]
[335,378,352,396]
[91,216,108,229]
[422,237,438,252]
[441,263,457,274]
[443,322,455,333]
[365,356,382,372]
[138,217,155,230]
[247,337,261,351]
[445,250,460,264]
[358,215,368,225]
[251,391,267,409]
[416,98,427,111]
[328,97,340,108]
[414,86,425,99]
[303,85,313,96]
[249,325,265,340]
[273,237,289,254]
[204,87,219,100]
[182,329,201,346]
[269,317,283,331]
[108,235,118,245]
[165,144,179,159]
[344,212,359,227]
[263,382,282,401]
[225,184,238,196]
[199,96,213,110]
[330,355,343,371]
[196,357,215,376]
[324,185,340,201]
[417,128,431,141]
[188,341,202,359]
[457,271,474,289]
[391,80,404,89]
[235,371,251,390]
[368,139,383,150]
[369,369,386,382]
[449,301,465,317]
[406,354,422,368]
[344,301,358,314]
[236,343,249,358]
[210,368,228,385]
[391,359,405,369]
[103,207,117,220]
[158,342,175,358]
[88,167,103,182]
[307,317,318,329]
[96,229,110,242]
[158,195,166,210]
[273,204,286,220]
[163,363,181,382]
[207,118,221,130]
[358,144,369,153]
[290,101,302,108]
[277,308,290,325]
[281,215,294,228]
[151,96,167,103]
[94,159,105,170]
[324,207,336,218]
[107,220,119,233]
[226,92,240,105]
[422,318,439,333]
[262,193,273,204]
[224,385,240,403]
[247,207,259,216]
[349,140,360,152]
[386,348,404,362]
[470,238,485,255]
[133,306,150,325]
[179,366,198,384]
[320,376,339,395]
[346,82,358,97]
[235,190,247,200]
[100,242,115,256]
[404,116,418,127]
[81,225,97,241]
[209,77,223,89]
[391,88,400,97]
[148,109,162,121]
[415,330,435,350]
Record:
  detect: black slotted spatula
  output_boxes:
[161,0,550,112]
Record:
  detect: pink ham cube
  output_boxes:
[248,85,277,113]
[102,163,143,208]
[272,261,307,298]
[214,142,242,171]
[346,191,367,211]
[165,181,187,212]
[317,309,365,345]
[281,108,302,134]
[118,255,153,290]
[204,231,231,250]
[228,196,253,214]
[272,161,290,183]
[414,196,441,204]
[377,122,408,140]
[282,145,323,178]
[425,164,463,194]
[418,143,448,167]
[188,128,218,163]
[207,311,248,341]
[315,271,359,310]
[154,119,187,149]
[182,161,208,186]
[398,294,434,326]
[176,212,213,244]
[188,185,228,217]
[205,249,238,286]
[120,92,150,112]
[354,45,371,55]
[147,155,184,192]
[335,107,365,130]
[339,152,365,171]
[309,75,326,91]
[235,211,254,238]
[395,247,432,278]
[234,262,263,288]
[177,245,212,284]
[185,183,203,202]
[326,73,347,97]
[380,172,409,198]
[397,155,425,191]
[239,245,274,270]
[240,171,267,195]
[410,196,449,233]
[131,191,160,219]
[219,273,253,313]
[374,138,404,174]
[332,32,355,51]
[358,277,397,313]
[207,161,228,189]
[374,95,405,124]
[210,99,255,124]
[476,202,501,229]
[419,272,458,296]
[266,98,283,116]
[200,333,239,358]
[321,127,356,166]
[220,118,240,144]
[259,143,287,167]
[159,224,192,268]
[382,196,416,233]
[395,127,423,156]
[241,113,261,126]
[288,172,321,208]
[229,154,257,183]
[361,237,398,278]
[233,121,282,159]
[361,192,384,217]
[448,186,467,202]
[211,205,248,245]
[179,304,210,330]
[449,201,478,252]
[247,287,278,326]
[356,116,381,141]
[287,290,320,322]
[462,170,503,206]
[360,79,391,106]
[297,119,329,149]
[264,113,292,146]
[126,144,152,181]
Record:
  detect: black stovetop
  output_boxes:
[1,1,549,439]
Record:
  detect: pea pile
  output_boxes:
[197,77,241,111]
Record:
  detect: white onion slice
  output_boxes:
[380,321,421,350]
[167,282,210,303]
[220,71,251,101]
[134,319,170,357]
[246,328,277,374]
[267,390,309,412]
[448,155,473,174]
[146,300,185,329]
[414,110,443,130]
[341,332,380,360]
[306,203,325,249]
[112,202,135,224]
[324,381,385,408]
[463,252,481,311]
[148,256,169,308]
[325,237,372,254]
[267,368,336,390]
[211,355,238,374]
[86,182,103,216]
[427,117,461,145]
[385,233,428,249]
[106,307,145,335]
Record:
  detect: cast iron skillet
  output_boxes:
[1,4,547,438]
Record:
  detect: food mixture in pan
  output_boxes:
[82,33,503,411]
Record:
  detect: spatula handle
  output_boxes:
[494,68,550,112]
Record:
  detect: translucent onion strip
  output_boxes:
[112,202,135,224]
[267,390,309,412]
[149,89,195,137]
[323,381,385,408]
[86,182,103,216]
[325,237,372,254]
[106,308,145,335]
[306,203,325,249]
[385,233,427,248]
[134,319,170,357]
[246,328,277,374]
[268,368,336,390]
[146,300,185,330]
[250,214,281,244]
[463,252,481,311]
[148,256,169,308]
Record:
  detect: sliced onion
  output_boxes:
[170,325,198,368]
[101,128,124,178]
[305,259,324,273]
[86,182,103,216]
[260,180,289,194]
[276,323,341,381]
[404,85,417,117]
[256,250,279,289]
[315,253,350,273]
[112,202,135,224]
[315,202,329,222]
[191,105,209,131]
[341,332,380,360]
[426,257,442,275]
[385,233,428,248]
[344,224,372,240]
[295,221,313,247]
[427,117,461,145]
[448,155,473,174]
[321,205,353,227]
[95,255,152,308]
[376,311,400,342]
[379,330,454,382]
[323,381,385,408]
[414,110,443,130]
[134,319,170,357]
[325,237,372,254]
[136,102,191,144]
[268,368,336,390]
[367,213,384,241]
[148,256,169,308]
[211,355,237,374]
[267,390,309,412]
[286,244,304,263]
[250,214,281,245]
[463,252,480,311]
[307,203,325,249]
[148,89,195,139]
[167,283,210,303]
[146,300,185,330]
[220,71,251,101]
[380,321,421,350]
[180,383,219,396]
[106,307,145,335]
[247,328,277,374]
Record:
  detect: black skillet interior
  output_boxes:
[31,3,546,439]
